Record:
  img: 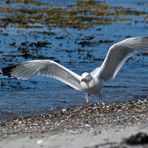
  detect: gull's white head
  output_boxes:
[81,72,92,83]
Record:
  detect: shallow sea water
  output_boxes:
[0,0,147,121]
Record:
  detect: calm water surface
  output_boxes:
[0,0,147,121]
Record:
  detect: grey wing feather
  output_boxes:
[2,60,82,91]
[94,37,148,81]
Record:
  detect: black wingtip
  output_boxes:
[2,64,18,77]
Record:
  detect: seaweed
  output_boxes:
[0,0,147,29]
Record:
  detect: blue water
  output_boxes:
[0,0,148,121]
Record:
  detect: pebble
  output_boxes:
[36,139,43,144]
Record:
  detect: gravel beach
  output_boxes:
[0,99,148,148]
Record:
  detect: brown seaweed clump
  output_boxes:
[0,0,147,29]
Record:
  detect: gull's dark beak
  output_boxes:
[81,78,86,82]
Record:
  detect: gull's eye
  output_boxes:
[86,76,90,79]
[86,75,91,81]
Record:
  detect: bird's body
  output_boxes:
[80,72,103,94]
[2,37,148,102]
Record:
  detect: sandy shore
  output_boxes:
[0,123,148,148]
[0,99,148,148]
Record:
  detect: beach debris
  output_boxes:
[124,132,148,145]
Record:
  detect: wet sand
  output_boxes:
[0,99,148,148]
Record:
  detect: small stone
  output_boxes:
[61,108,67,112]
[36,139,43,144]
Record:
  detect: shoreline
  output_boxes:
[0,99,148,147]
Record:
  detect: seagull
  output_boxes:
[2,37,148,103]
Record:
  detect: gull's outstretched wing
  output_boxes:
[2,60,82,91]
[93,37,148,81]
